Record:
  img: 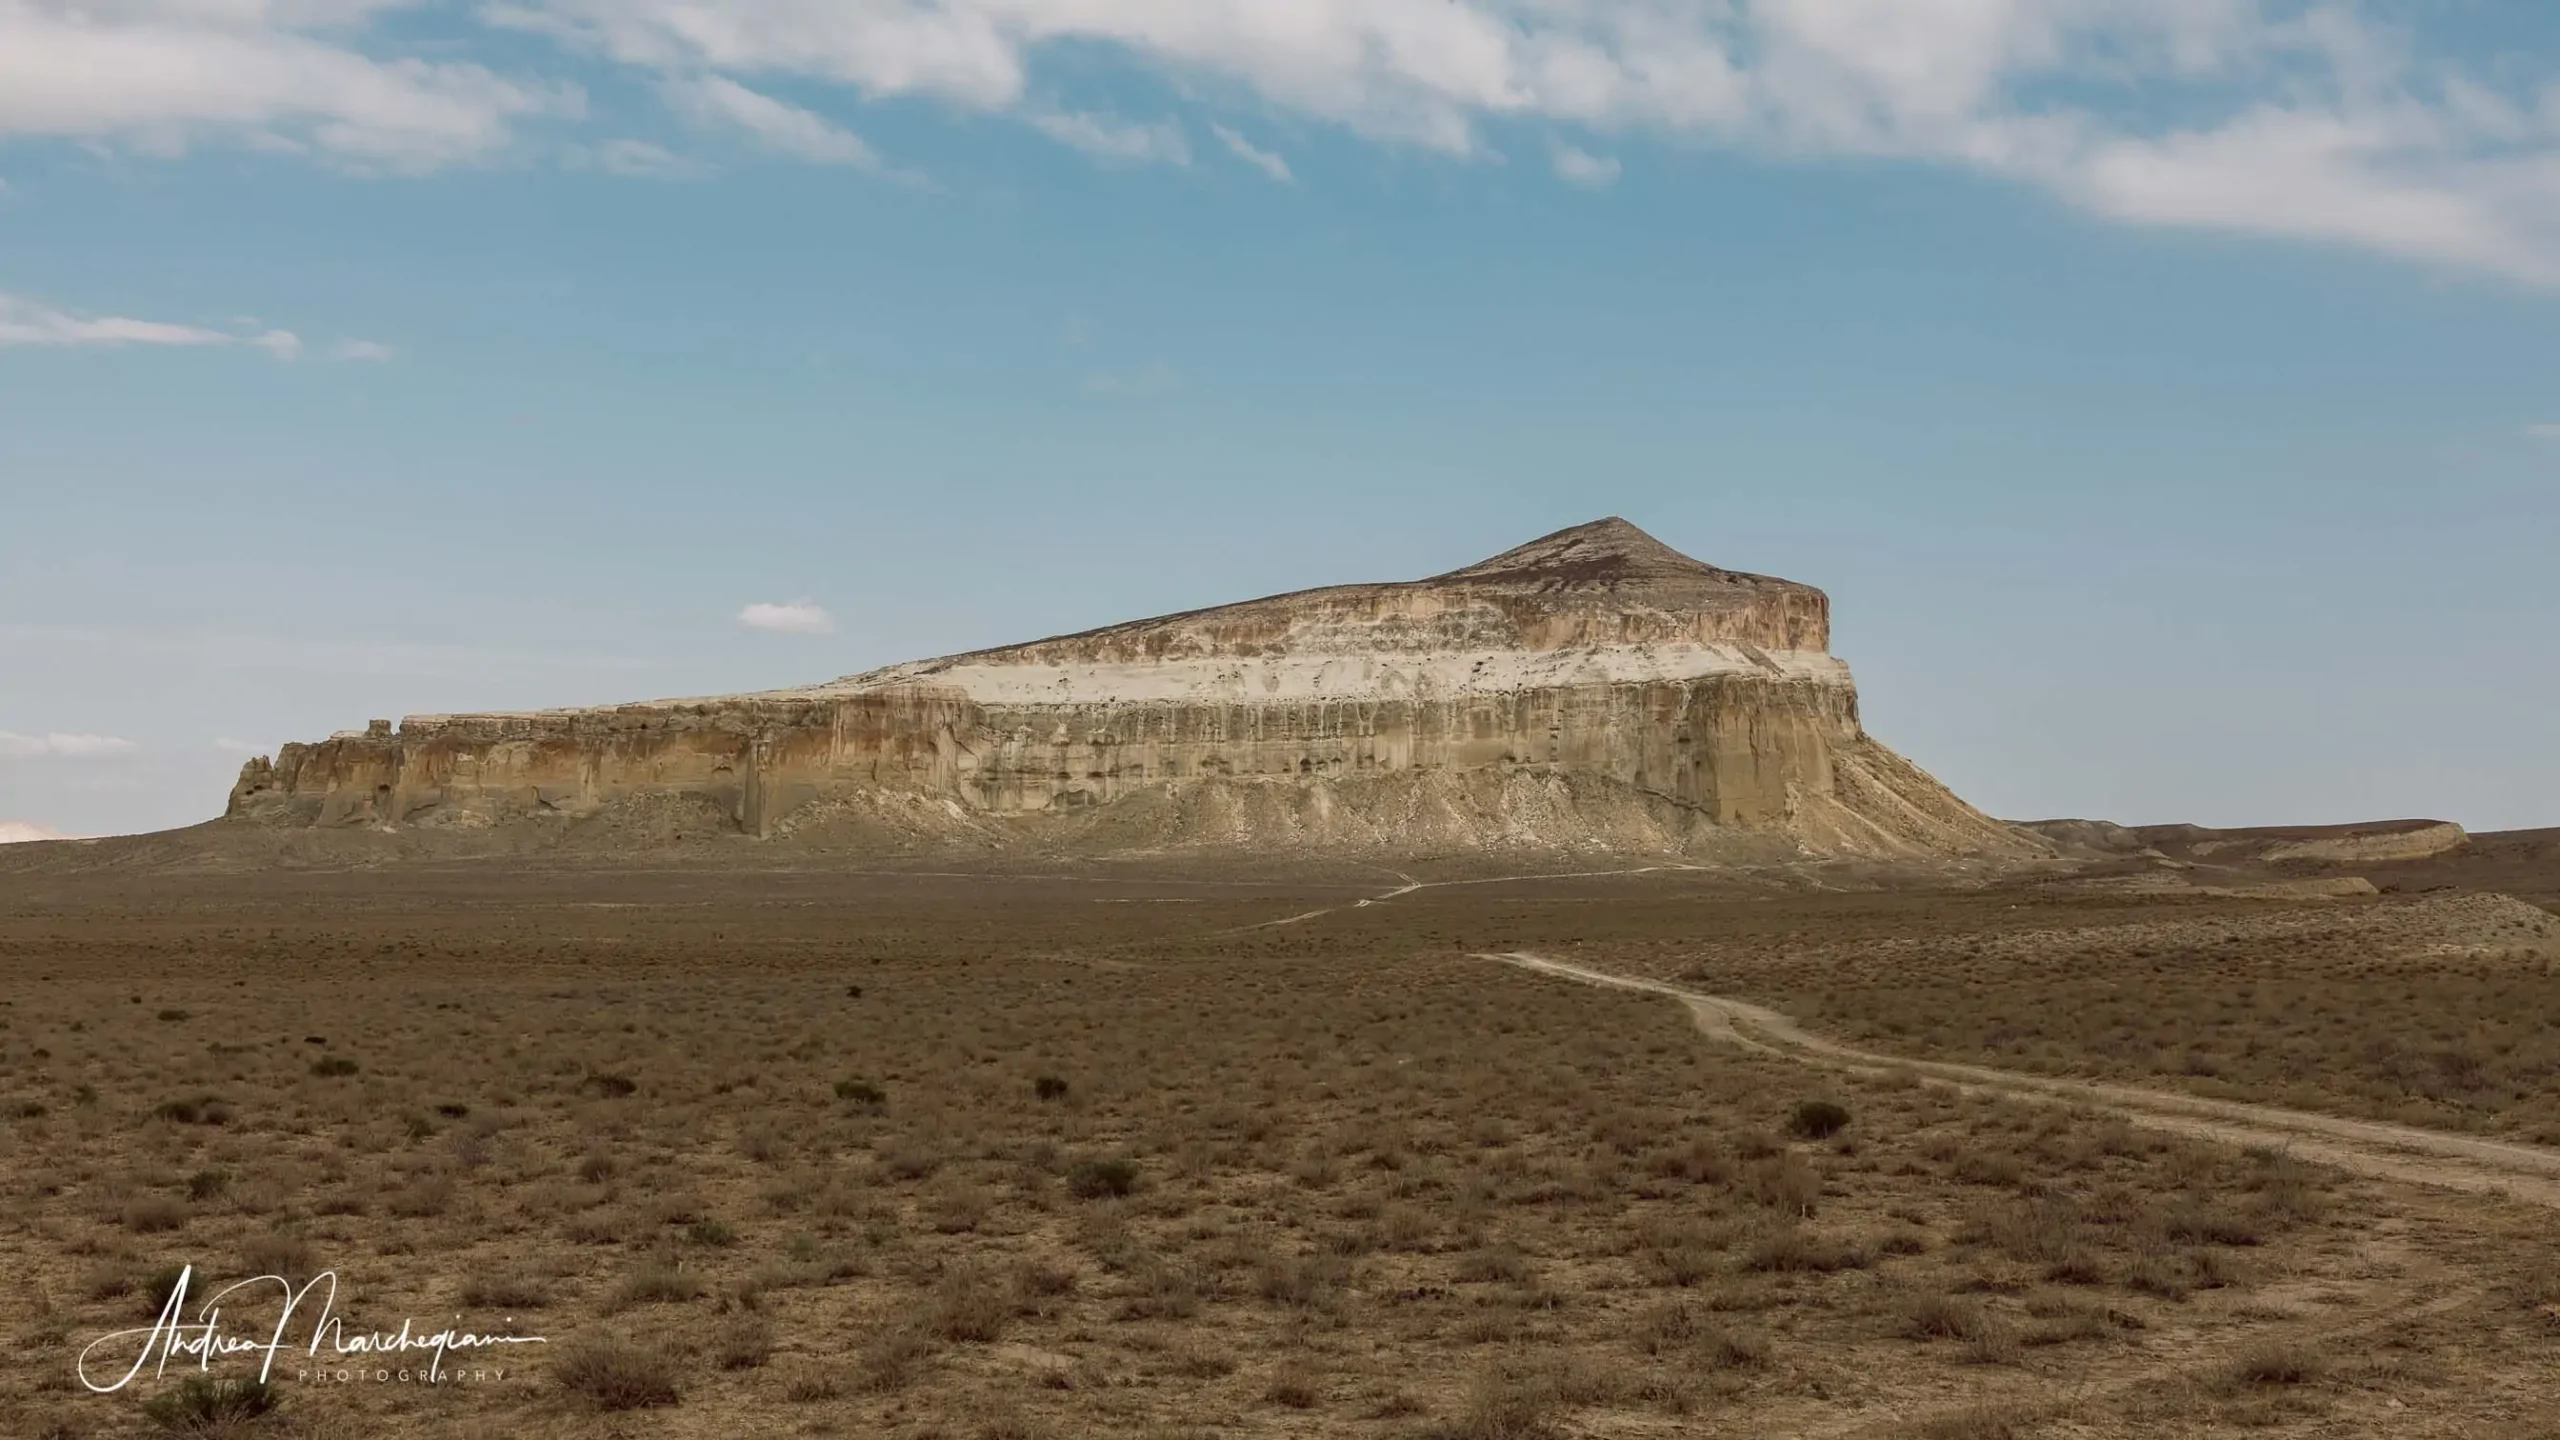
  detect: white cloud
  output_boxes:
[0,0,574,169]
[1212,123,1292,183]
[580,137,709,179]
[491,0,2560,286]
[736,599,835,636]
[486,0,1029,111]
[1032,111,1190,167]
[334,338,393,361]
[213,736,268,754]
[0,293,230,348]
[0,292,309,355]
[0,730,138,760]
[1552,143,1621,189]
[2529,424,2560,441]
[7,2,2560,285]
[0,820,73,844]
[664,75,876,166]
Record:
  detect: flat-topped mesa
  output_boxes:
[229,519,2029,858]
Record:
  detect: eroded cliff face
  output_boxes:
[228,519,2031,857]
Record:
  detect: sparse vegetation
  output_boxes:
[0,866,2548,1437]
[142,1264,190,1316]
[1791,1098,1851,1139]
[150,1095,230,1125]
[140,1375,277,1432]
[554,1337,681,1410]
[1066,1156,1140,1199]
[607,1259,705,1310]
[123,1195,189,1234]
[2224,1340,2326,1389]
[1659,890,2560,1138]
[239,1233,316,1279]
[712,1313,775,1370]
[457,1272,549,1310]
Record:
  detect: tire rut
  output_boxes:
[1478,950,2560,1211]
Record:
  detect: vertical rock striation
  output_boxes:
[228,519,2031,857]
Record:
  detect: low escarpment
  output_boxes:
[226,519,2033,859]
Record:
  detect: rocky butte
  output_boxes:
[228,519,2032,858]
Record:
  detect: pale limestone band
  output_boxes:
[382,645,1853,733]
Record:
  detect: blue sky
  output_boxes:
[3,0,2557,840]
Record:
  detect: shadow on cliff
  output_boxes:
[5,759,2050,878]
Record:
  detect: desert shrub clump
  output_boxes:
[142,1376,278,1431]
[554,1338,681,1410]
[1067,1157,1140,1199]
[1791,1099,1851,1140]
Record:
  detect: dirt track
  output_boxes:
[1481,950,2560,1212]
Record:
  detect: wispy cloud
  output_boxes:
[498,0,2560,287]
[1551,144,1622,190]
[2530,424,2560,442]
[579,138,709,180]
[665,75,876,167]
[0,731,137,760]
[1033,111,1190,167]
[1212,124,1292,183]
[334,339,394,362]
[0,292,304,356]
[212,736,268,755]
[736,599,835,636]
[10,3,2560,286]
[0,1,573,169]
[0,292,305,357]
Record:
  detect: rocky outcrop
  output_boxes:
[2020,818,2472,867]
[2260,822,2470,865]
[228,519,2033,858]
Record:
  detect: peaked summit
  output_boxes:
[1442,516,1765,587]
[229,520,2029,859]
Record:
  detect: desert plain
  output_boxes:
[4,832,2559,1439]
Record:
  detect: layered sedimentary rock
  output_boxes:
[2021,818,2473,866]
[228,519,2029,857]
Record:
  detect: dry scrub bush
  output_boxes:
[712,1313,775,1370]
[140,1375,278,1433]
[2222,1340,2326,1390]
[554,1338,681,1410]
